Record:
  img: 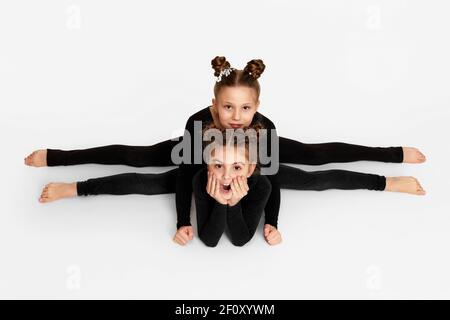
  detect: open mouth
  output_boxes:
[220,183,231,193]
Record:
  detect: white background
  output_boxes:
[1,0,449,299]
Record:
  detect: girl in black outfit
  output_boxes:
[192,125,272,247]
[25,56,426,246]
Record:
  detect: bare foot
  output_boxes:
[24,149,47,167]
[385,176,426,195]
[39,182,77,203]
[402,147,426,163]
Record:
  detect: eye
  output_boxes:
[234,166,242,171]
[214,164,222,169]
[243,106,251,110]
[224,105,232,110]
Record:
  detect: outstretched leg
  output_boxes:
[279,136,426,165]
[26,137,182,168]
[277,164,425,195]
[39,168,179,203]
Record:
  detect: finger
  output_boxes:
[233,177,243,195]
[175,238,186,246]
[269,237,282,245]
[272,234,282,244]
[235,177,245,195]
[175,234,187,245]
[237,176,247,194]
[211,174,216,196]
[178,231,189,242]
[243,177,249,192]
[215,177,222,197]
[230,179,241,198]
[187,228,194,240]
[268,233,281,243]
[234,178,244,196]
[267,231,279,242]
[174,235,185,245]
[206,171,211,194]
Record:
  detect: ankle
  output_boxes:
[69,182,78,197]
[385,177,393,191]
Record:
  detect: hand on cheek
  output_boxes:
[228,176,249,206]
[206,171,228,205]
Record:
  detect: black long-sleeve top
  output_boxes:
[175,106,280,229]
[192,168,272,247]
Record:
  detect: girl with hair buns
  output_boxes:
[25,56,426,247]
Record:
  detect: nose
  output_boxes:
[232,109,241,121]
[223,167,232,180]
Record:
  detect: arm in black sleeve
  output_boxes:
[175,115,204,229]
[226,175,272,246]
[260,118,281,228]
[192,169,227,247]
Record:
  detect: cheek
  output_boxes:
[232,169,247,179]
[218,109,231,121]
[209,166,221,175]
[243,112,256,125]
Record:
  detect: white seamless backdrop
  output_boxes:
[1,0,449,299]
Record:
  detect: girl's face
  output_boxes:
[212,86,260,129]
[207,145,256,200]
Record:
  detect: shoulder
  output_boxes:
[188,106,212,122]
[253,111,276,129]
[250,174,272,195]
[192,167,207,190]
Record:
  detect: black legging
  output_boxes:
[75,163,386,197]
[47,136,401,195]
[47,136,403,167]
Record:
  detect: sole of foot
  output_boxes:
[24,149,47,167]
[402,147,426,164]
[385,176,426,195]
[39,182,77,203]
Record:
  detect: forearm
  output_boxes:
[198,202,227,247]
[263,174,280,228]
[176,164,202,228]
[226,203,252,246]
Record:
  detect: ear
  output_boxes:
[247,164,256,177]
[211,98,216,107]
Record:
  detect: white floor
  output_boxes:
[1,0,449,299]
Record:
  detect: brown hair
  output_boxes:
[211,56,266,100]
[202,122,265,175]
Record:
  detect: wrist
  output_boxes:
[216,199,228,205]
[227,199,240,207]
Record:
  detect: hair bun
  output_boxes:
[211,56,231,77]
[244,59,265,80]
